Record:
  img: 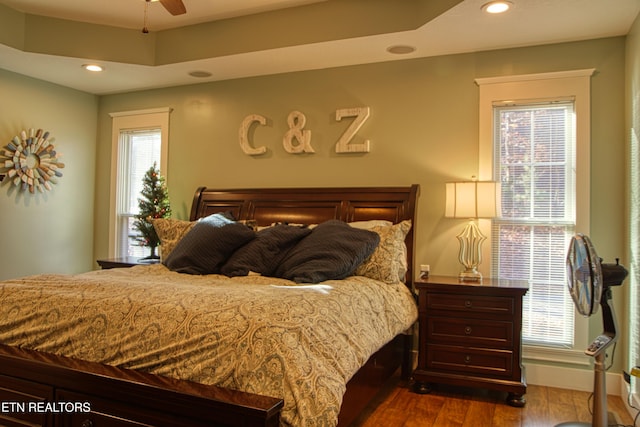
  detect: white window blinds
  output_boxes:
[109,108,171,259]
[492,101,577,347]
[116,129,162,258]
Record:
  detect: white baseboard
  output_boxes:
[524,361,621,394]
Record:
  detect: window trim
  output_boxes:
[108,108,171,258]
[476,69,594,364]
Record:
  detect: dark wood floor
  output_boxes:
[352,378,637,427]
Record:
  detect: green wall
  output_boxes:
[95,37,627,279]
[0,69,98,280]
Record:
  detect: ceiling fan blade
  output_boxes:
[159,0,186,15]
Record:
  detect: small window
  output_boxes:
[116,129,162,258]
[109,108,170,258]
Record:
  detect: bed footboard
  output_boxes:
[0,345,283,427]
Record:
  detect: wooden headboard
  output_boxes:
[189,185,420,286]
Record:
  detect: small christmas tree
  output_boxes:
[134,163,171,259]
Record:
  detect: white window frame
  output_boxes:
[108,108,171,258]
[476,69,594,365]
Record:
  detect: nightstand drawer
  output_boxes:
[427,344,513,378]
[427,317,514,348]
[426,293,514,316]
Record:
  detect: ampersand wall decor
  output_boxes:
[1,128,65,193]
[283,111,314,154]
[238,106,371,155]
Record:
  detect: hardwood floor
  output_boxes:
[352,377,637,427]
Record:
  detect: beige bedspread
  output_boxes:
[0,264,417,426]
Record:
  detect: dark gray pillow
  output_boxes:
[275,220,380,283]
[221,224,312,277]
[164,221,255,275]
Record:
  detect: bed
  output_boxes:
[0,185,419,427]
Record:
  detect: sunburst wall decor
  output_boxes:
[1,128,65,193]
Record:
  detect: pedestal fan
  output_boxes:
[557,233,628,427]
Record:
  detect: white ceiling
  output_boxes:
[1,0,639,95]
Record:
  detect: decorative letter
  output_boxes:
[283,111,314,154]
[335,107,370,153]
[239,114,267,155]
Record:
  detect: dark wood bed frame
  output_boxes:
[0,185,419,427]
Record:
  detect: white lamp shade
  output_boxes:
[445,181,500,219]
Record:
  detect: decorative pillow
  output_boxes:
[275,220,380,284]
[355,220,412,284]
[152,218,196,261]
[348,220,393,229]
[163,222,256,275]
[153,213,236,261]
[221,224,312,277]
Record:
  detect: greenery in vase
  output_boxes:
[134,163,171,258]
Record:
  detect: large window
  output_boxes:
[492,101,576,347]
[109,108,170,258]
[476,70,593,363]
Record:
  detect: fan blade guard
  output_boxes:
[566,234,602,317]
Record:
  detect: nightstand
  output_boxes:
[412,275,529,407]
[96,257,160,269]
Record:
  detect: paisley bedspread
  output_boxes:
[0,264,417,426]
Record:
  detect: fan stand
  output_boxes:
[557,283,621,427]
[555,351,609,427]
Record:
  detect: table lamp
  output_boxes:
[445,180,500,281]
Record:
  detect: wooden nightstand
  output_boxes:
[96,257,160,269]
[413,275,529,407]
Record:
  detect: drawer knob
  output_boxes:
[464,326,472,335]
[464,300,472,308]
[464,355,471,364]
[81,420,94,427]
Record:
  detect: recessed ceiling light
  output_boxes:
[386,45,416,55]
[188,70,213,78]
[481,1,512,14]
[83,64,103,72]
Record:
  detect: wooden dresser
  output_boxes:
[413,275,528,407]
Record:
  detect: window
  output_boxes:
[476,70,594,363]
[492,101,576,347]
[115,130,162,257]
[109,108,171,258]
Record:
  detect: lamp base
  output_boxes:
[459,268,482,282]
[455,220,486,282]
